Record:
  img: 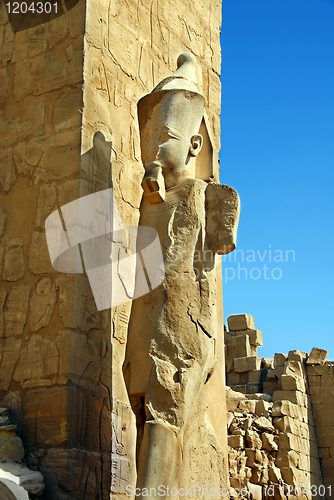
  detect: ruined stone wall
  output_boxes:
[0,0,224,498]
[225,315,327,500]
[307,361,334,495]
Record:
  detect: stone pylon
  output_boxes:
[0,0,226,498]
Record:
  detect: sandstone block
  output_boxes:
[280,467,308,487]
[226,388,246,412]
[274,353,288,368]
[225,334,252,359]
[249,330,263,346]
[306,347,328,365]
[261,358,274,369]
[262,381,279,394]
[276,449,299,468]
[288,350,307,363]
[226,358,234,373]
[227,412,234,429]
[307,364,330,375]
[249,483,262,500]
[246,429,262,449]
[283,360,305,378]
[262,432,278,451]
[238,399,256,414]
[245,448,263,467]
[281,374,306,392]
[268,466,281,483]
[0,434,24,462]
[227,314,255,332]
[228,435,244,450]
[226,371,241,385]
[254,416,274,432]
[307,375,321,386]
[272,390,307,407]
[255,399,272,417]
[234,356,261,373]
[318,447,329,459]
[266,369,276,381]
[249,370,261,384]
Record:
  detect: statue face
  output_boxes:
[140,119,192,174]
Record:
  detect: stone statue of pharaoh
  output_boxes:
[123,53,240,498]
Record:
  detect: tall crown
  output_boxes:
[137,53,205,134]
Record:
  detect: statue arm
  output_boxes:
[205,183,240,255]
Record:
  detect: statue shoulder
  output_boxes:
[205,182,240,255]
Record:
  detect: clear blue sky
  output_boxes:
[219,0,334,360]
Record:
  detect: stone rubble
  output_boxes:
[226,315,327,500]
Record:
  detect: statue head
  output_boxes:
[138,53,205,196]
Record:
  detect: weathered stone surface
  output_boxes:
[281,374,306,392]
[13,334,59,388]
[272,390,307,407]
[262,432,278,451]
[254,416,274,432]
[0,424,24,463]
[0,287,7,337]
[227,314,255,332]
[288,350,306,362]
[234,356,261,373]
[228,435,244,449]
[238,400,256,414]
[255,399,272,417]
[283,360,304,378]
[245,430,262,449]
[249,330,263,346]
[0,207,6,237]
[3,239,25,282]
[56,275,107,332]
[29,278,56,332]
[28,232,54,274]
[35,183,57,228]
[306,347,328,365]
[261,358,274,369]
[274,353,288,368]
[4,284,31,336]
[225,334,252,359]
[0,148,16,194]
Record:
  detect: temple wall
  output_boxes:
[307,362,334,495]
[225,315,331,500]
[0,0,225,498]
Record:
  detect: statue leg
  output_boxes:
[136,420,182,499]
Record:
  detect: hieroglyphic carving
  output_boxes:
[4,284,31,336]
[111,399,132,494]
[29,278,56,332]
[13,335,58,388]
[3,238,25,282]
